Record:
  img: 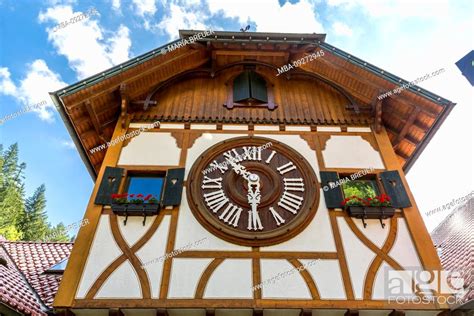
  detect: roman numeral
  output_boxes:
[278,191,303,214]
[210,160,228,174]
[247,210,263,231]
[219,203,243,227]
[203,190,228,213]
[269,207,285,226]
[283,178,305,192]
[242,146,261,161]
[265,150,276,164]
[223,148,243,163]
[277,161,296,175]
[201,176,223,189]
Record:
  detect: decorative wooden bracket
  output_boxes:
[119,84,128,129]
[374,98,383,133]
[131,99,158,111]
[84,99,106,142]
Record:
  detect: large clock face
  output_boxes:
[187,136,319,246]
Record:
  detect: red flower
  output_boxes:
[144,194,152,201]
[137,194,144,198]
[129,194,135,198]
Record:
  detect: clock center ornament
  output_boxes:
[187,136,319,246]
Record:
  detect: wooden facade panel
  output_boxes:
[143,73,367,125]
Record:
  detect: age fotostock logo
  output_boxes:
[385,268,466,305]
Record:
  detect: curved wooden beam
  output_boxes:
[194,258,225,299]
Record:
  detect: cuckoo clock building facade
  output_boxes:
[50,30,458,316]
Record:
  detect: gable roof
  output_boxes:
[0,241,73,315]
[431,197,473,305]
[50,30,455,180]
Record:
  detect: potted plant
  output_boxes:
[111,193,128,215]
[127,194,145,212]
[341,194,394,228]
[143,194,160,213]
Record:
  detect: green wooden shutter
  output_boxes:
[249,72,268,103]
[162,168,185,206]
[380,170,412,208]
[233,71,251,102]
[95,167,124,205]
[320,171,344,208]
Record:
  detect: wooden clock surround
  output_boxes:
[187,136,320,247]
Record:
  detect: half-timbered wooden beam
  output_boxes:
[374,98,383,133]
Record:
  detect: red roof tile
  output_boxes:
[431,197,473,304]
[0,241,73,315]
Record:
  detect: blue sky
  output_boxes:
[0,0,472,236]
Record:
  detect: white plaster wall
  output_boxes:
[174,188,250,251]
[347,127,371,132]
[337,217,376,300]
[262,188,335,252]
[285,126,311,131]
[159,123,185,129]
[322,135,385,169]
[118,132,180,166]
[185,133,248,180]
[371,261,419,300]
[135,215,171,298]
[317,126,341,132]
[96,261,141,298]
[260,259,312,299]
[351,217,390,249]
[389,218,423,270]
[258,134,320,181]
[191,124,217,130]
[118,215,156,248]
[168,258,213,298]
[204,259,253,298]
[222,124,248,130]
[76,215,122,298]
[301,259,346,299]
[254,125,280,131]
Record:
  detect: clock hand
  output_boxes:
[226,157,251,180]
[247,175,263,231]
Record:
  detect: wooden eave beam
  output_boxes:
[383,110,430,133]
[65,49,207,110]
[374,98,383,133]
[393,107,422,147]
[84,100,106,142]
[313,53,443,119]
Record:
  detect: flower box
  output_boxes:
[111,193,161,225]
[346,206,395,228]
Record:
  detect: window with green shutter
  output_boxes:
[233,71,268,103]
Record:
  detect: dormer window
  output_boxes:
[225,70,276,110]
[233,71,268,104]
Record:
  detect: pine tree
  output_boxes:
[0,144,25,240]
[19,184,49,241]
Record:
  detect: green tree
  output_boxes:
[45,222,70,242]
[18,184,50,241]
[0,144,25,240]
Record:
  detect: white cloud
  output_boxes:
[207,0,324,33]
[0,68,17,95]
[112,0,121,11]
[39,5,131,79]
[0,60,66,121]
[157,3,208,39]
[132,0,157,16]
[325,0,452,19]
[61,140,76,149]
[332,21,353,37]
